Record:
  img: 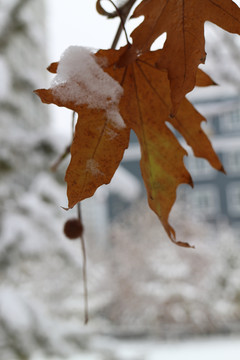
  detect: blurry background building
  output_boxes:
[184,94,240,229]
[113,93,240,230]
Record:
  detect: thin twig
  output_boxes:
[77,202,89,324]
[97,0,137,48]
[51,145,70,172]
[97,0,137,19]
[107,0,130,47]
[72,112,89,324]
[51,112,77,171]
[69,1,136,324]
[112,1,137,49]
[111,20,127,49]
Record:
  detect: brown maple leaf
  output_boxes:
[35,46,223,246]
[118,0,240,112]
[35,86,130,208]
[97,47,223,246]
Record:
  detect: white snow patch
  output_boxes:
[106,108,125,129]
[86,159,103,176]
[51,46,125,129]
[105,127,117,140]
[89,335,240,360]
[0,287,32,330]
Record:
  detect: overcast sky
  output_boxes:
[45,0,120,60]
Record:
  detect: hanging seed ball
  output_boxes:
[63,218,84,239]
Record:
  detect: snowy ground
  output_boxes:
[32,335,240,360]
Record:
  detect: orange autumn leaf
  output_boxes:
[66,107,130,207]
[35,82,130,208]
[118,0,240,112]
[35,46,223,246]
[97,47,223,246]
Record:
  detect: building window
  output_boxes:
[187,185,219,217]
[224,151,240,175]
[227,183,240,216]
[201,117,216,136]
[220,108,240,132]
[185,156,215,179]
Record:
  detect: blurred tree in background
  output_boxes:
[0,1,83,358]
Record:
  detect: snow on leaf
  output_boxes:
[34,46,130,207]
[118,0,240,112]
[35,46,223,245]
[51,46,125,128]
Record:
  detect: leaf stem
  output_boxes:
[108,0,130,47]
[97,0,136,48]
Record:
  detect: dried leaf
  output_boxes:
[35,46,223,246]
[34,88,130,208]
[97,47,223,245]
[119,0,240,111]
